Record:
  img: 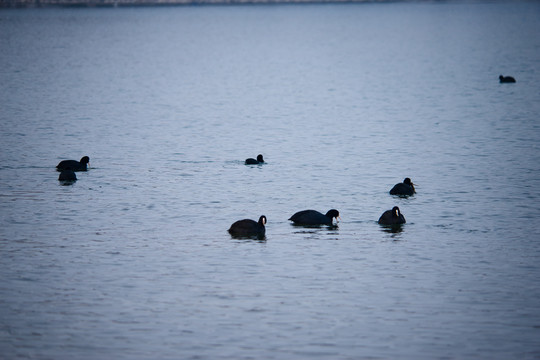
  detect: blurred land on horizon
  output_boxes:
[1,0,415,8]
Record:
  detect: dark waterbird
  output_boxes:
[389,177,416,196]
[289,209,340,226]
[245,154,264,165]
[56,156,90,171]
[58,169,77,182]
[228,215,267,239]
[378,206,406,226]
[499,75,516,83]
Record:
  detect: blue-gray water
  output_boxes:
[1,2,540,359]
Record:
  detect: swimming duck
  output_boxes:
[289,209,340,226]
[499,75,516,83]
[378,206,406,225]
[56,156,90,171]
[389,178,416,196]
[228,215,267,238]
[245,154,264,165]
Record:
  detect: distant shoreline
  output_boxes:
[2,0,398,8]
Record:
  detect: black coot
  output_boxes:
[58,170,77,181]
[378,206,406,225]
[228,215,267,238]
[245,154,264,165]
[389,178,416,196]
[499,75,516,83]
[289,209,340,226]
[56,156,90,171]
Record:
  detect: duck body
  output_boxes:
[56,156,90,171]
[228,215,266,238]
[58,169,77,181]
[499,75,516,83]
[289,209,340,226]
[378,206,406,225]
[389,178,415,196]
[245,154,264,165]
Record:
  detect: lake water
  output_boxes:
[1,1,540,359]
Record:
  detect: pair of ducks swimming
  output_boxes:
[229,178,415,239]
[56,156,90,181]
[56,154,261,180]
[246,154,415,196]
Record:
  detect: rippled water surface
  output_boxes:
[1,2,540,359]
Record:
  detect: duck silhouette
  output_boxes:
[245,154,264,165]
[378,206,406,226]
[389,178,416,196]
[499,75,516,83]
[228,215,267,239]
[289,209,340,226]
[56,156,90,171]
